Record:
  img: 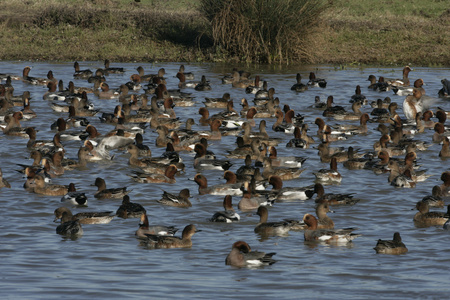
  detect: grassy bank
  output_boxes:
[0,0,449,66]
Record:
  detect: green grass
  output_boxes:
[0,0,449,65]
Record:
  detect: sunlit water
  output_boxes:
[0,61,449,299]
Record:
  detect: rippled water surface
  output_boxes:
[1,61,449,299]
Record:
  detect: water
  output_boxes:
[0,61,449,299]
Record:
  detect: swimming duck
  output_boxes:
[116,195,146,219]
[103,59,124,74]
[386,66,412,87]
[413,201,449,227]
[157,188,192,208]
[61,183,87,206]
[128,164,177,184]
[307,72,327,88]
[135,213,178,238]
[420,185,444,208]
[31,175,68,196]
[203,93,231,108]
[73,61,93,79]
[225,241,277,267]
[140,224,200,249]
[210,195,240,223]
[313,157,342,184]
[93,177,129,199]
[392,78,425,96]
[254,206,294,236]
[266,175,315,201]
[313,183,361,205]
[55,211,83,237]
[0,168,11,188]
[54,207,114,225]
[192,173,243,196]
[374,232,408,254]
[303,214,360,243]
[350,85,367,104]
[291,73,308,92]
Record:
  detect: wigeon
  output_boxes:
[291,73,308,92]
[93,177,129,199]
[254,206,294,236]
[55,211,83,237]
[135,213,178,238]
[54,207,114,225]
[60,183,87,206]
[157,189,192,208]
[116,195,146,219]
[413,201,449,227]
[303,213,360,244]
[374,232,408,254]
[210,195,240,223]
[225,241,276,267]
[140,224,200,249]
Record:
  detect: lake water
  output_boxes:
[1,61,449,299]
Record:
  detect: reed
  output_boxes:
[199,0,328,63]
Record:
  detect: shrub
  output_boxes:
[199,0,329,63]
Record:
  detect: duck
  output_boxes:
[60,183,88,206]
[313,183,361,205]
[193,143,232,171]
[420,185,444,208]
[438,79,450,98]
[439,137,450,158]
[267,146,306,168]
[128,164,177,184]
[322,96,346,117]
[368,75,391,92]
[116,195,146,219]
[54,207,114,225]
[373,232,408,254]
[266,175,315,201]
[313,157,342,184]
[307,72,327,88]
[386,66,412,87]
[126,144,179,171]
[203,93,231,108]
[210,195,240,223]
[225,241,277,267]
[135,213,178,238]
[254,206,294,236]
[392,78,425,96]
[333,101,363,121]
[302,214,361,243]
[103,59,124,74]
[272,109,295,134]
[350,85,367,104]
[192,173,243,196]
[403,89,426,121]
[157,188,192,208]
[238,186,275,211]
[93,177,129,199]
[140,224,199,249]
[22,66,51,85]
[176,72,199,89]
[178,64,194,80]
[30,175,68,196]
[261,157,305,181]
[315,202,335,229]
[0,168,11,188]
[194,75,212,91]
[440,171,450,197]
[73,61,93,79]
[291,73,308,92]
[413,201,449,227]
[55,211,83,237]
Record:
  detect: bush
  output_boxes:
[199,0,329,63]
